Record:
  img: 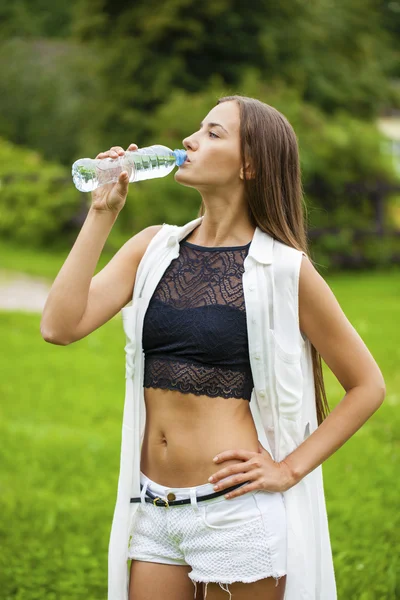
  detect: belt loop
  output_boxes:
[189,487,200,512]
[140,481,150,505]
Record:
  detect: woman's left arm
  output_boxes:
[282,255,386,487]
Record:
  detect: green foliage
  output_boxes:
[0,0,399,170]
[144,70,398,188]
[0,1,73,39]
[0,67,398,270]
[106,71,400,268]
[0,0,399,268]
[114,73,399,240]
[380,0,400,78]
[0,38,105,166]
[0,137,81,246]
[72,0,400,148]
[310,230,400,271]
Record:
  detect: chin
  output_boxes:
[174,171,195,188]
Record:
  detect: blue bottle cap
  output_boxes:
[173,149,187,167]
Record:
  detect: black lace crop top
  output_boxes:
[141,232,254,401]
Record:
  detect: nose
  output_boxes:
[182,135,198,152]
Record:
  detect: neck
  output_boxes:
[191,198,255,247]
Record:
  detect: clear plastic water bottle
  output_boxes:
[72,144,187,192]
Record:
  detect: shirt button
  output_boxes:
[167,492,176,501]
[167,237,176,247]
[249,284,255,291]
[252,317,256,324]
[253,352,261,360]
[259,389,266,397]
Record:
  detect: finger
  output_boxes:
[110,146,126,154]
[213,474,254,494]
[117,170,129,193]
[96,150,120,160]
[211,465,253,487]
[127,143,138,151]
[213,449,256,464]
[107,147,125,160]
[224,481,261,500]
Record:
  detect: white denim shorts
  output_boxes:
[127,470,287,599]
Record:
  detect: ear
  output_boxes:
[240,162,255,180]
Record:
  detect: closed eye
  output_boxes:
[209,131,219,139]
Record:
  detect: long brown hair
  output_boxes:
[197,95,330,426]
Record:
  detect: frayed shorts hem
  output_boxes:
[189,571,287,585]
[190,572,287,600]
[128,556,287,599]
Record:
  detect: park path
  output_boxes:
[0,269,51,312]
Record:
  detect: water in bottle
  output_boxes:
[72,145,187,192]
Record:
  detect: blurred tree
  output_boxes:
[0,1,73,39]
[0,38,106,165]
[71,0,400,148]
[103,71,398,249]
[0,0,399,267]
[379,0,400,78]
[0,137,80,247]
[0,0,399,163]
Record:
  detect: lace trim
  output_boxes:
[143,356,253,401]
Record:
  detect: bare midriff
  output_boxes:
[140,386,260,487]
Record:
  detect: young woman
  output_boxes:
[41,96,386,600]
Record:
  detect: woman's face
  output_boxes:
[175,101,244,191]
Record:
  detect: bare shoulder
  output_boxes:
[298,255,385,395]
[105,223,164,293]
[62,224,164,345]
[97,223,164,304]
[124,224,164,262]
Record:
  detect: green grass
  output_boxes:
[0,311,125,600]
[0,259,399,598]
[0,239,115,281]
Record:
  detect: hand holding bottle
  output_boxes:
[72,144,187,192]
[90,143,138,213]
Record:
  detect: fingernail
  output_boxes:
[208,476,214,482]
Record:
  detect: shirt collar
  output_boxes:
[166,216,273,265]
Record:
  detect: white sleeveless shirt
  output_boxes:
[108,215,337,600]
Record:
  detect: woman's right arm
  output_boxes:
[40,143,162,345]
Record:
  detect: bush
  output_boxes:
[0,38,105,167]
[120,71,399,233]
[0,137,81,246]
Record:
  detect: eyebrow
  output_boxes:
[200,121,229,135]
